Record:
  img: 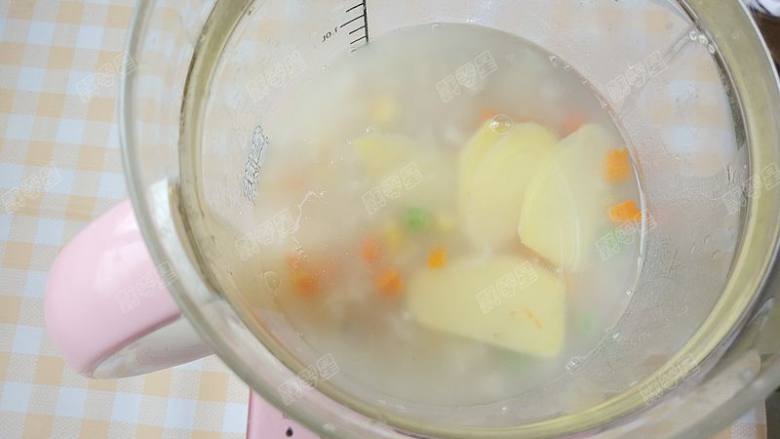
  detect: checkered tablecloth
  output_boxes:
[0,1,248,437]
[0,1,769,438]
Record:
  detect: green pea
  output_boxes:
[404,207,429,232]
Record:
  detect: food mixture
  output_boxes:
[233,23,644,406]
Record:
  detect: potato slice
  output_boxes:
[407,255,566,357]
[517,124,619,271]
[460,123,559,247]
[458,120,506,195]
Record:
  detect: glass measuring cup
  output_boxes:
[43,0,780,438]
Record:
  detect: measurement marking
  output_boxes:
[344,0,369,52]
[361,0,369,44]
[340,14,364,29]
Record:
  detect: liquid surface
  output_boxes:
[227,24,643,407]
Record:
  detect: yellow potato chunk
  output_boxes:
[460,122,559,247]
[517,124,619,271]
[458,120,506,197]
[407,255,566,357]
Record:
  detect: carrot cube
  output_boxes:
[609,200,642,224]
[605,148,631,183]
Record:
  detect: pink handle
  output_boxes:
[247,391,320,439]
[44,200,210,377]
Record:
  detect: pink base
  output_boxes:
[247,392,320,439]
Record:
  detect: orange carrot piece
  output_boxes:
[561,113,586,136]
[427,247,447,269]
[360,237,381,265]
[292,270,320,297]
[605,148,631,183]
[609,200,642,224]
[375,268,403,297]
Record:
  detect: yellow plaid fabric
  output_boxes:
[0,1,247,437]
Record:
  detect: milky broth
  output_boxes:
[221,23,642,406]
